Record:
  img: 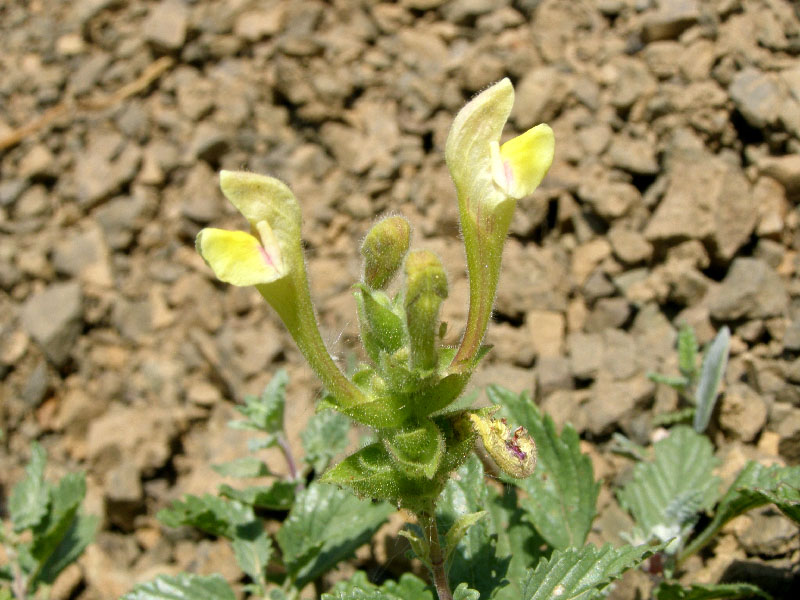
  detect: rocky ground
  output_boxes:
[1,0,800,597]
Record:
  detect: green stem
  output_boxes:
[421,513,452,600]
[677,522,721,567]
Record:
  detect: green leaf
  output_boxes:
[514,543,660,600]
[0,588,12,600]
[355,285,406,365]
[677,324,699,381]
[618,426,720,550]
[232,369,288,433]
[231,523,272,586]
[275,482,392,587]
[9,442,49,532]
[453,584,480,600]
[680,462,800,561]
[693,326,730,433]
[655,581,772,600]
[157,494,255,539]
[487,385,599,550]
[647,372,690,389]
[384,418,444,479]
[121,573,236,600]
[302,408,351,474]
[30,472,92,585]
[321,443,402,503]
[652,407,696,428]
[437,455,510,597]
[212,456,271,478]
[218,481,296,510]
[34,512,98,586]
[444,512,487,567]
[323,571,434,600]
[747,484,800,523]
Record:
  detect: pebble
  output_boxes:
[709,258,789,321]
[20,281,83,367]
[143,0,189,51]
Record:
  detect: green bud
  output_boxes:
[404,250,448,371]
[361,216,411,289]
[354,284,405,366]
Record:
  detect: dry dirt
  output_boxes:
[1,0,800,598]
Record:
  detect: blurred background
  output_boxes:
[1,0,799,597]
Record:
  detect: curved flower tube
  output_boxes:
[445,78,555,373]
[196,170,369,415]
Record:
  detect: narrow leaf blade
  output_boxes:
[693,326,730,433]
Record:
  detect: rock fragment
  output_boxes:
[143,0,189,51]
[20,281,83,367]
[709,258,789,321]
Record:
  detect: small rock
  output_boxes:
[585,297,631,332]
[602,328,639,380]
[74,143,141,208]
[709,258,789,321]
[729,68,783,129]
[94,194,147,251]
[536,355,573,396]
[525,309,565,358]
[143,0,189,51]
[181,163,222,223]
[567,331,604,379]
[186,380,222,406]
[607,136,659,175]
[51,224,113,287]
[189,122,230,164]
[736,509,799,556]
[586,375,654,436]
[784,319,800,352]
[511,67,570,129]
[642,0,700,42]
[757,155,800,197]
[234,7,285,41]
[18,144,56,180]
[719,383,768,442]
[21,360,50,408]
[20,281,83,367]
[609,227,653,264]
[577,180,641,221]
[572,239,611,285]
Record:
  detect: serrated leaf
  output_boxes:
[384,418,444,479]
[275,482,392,587]
[34,512,98,586]
[677,325,699,381]
[437,455,510,597]
[747,484,800,523]
[680,462,800,560]
[652,407,695,428]
[10,442,49,532]
[121,573,236,600]
[320,443,402,503]
[231,523,272,586]
[693,326,730,433]
[487,385,599,550]
[655,581,771,600]
[514,543,660,600]
[212,456,271,478]
[301,408,351,474]
[31,472,91,584]
[157,494,255,539]
[234,369,288,433]
[399,528,432,568]
[618,426,720,549]
[218,481,295,510]
[444,512,487,567]
[322,571,434,600]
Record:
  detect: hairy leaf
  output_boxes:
[9,442,49,532]
[647,372,690,389]
[437,455,510,597]
[158,494,255,539]
[231,523,272,586]
[276,482,392,587]
[513,543,659,600]
[322,571,434,600]
[35,512,98,586]
[218,481,295,510]
[453,584,480,600]
[655,581,771,600]
[487,385,599,549]
[618,426,720,549]
[302,408,351,474]
[231,369,288,433]
[212,457,271,478]
[693,326,730,433]
[681,462,800,560]
[121,573,236,600]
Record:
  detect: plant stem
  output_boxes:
[276,432,303,490]
[422,514,452,600]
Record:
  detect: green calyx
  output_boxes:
[361,215,411,289]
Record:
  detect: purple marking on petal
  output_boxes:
[505,439,527,460]
[258,244,275,268]
[503,160,514,189]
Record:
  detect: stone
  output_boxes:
[18,144,55,180]
[567,331,604,380]
[577,180,641,221]
[609,227,653,265]
[784,319,800,352]
[536,355,573,396]
[234,7,285,40]
[512,67,570,129]
[486,322,536,367]
[181,163,222,223]
[709,258,789,321]
[585,297,631,332]
[188,122,229,164]
[143,0,189,51]
[729,68,783,129]
[585,375,654,436]
[645,152,757,260]
[572,239,611,285]
[186,380,222,406]
[105,461,143,530]
[607,136,659,175]
[21,360,50,408]
[719,383,768,443]
[525,309,565,358]
[642,0,700,42]
[20,281,83,367]
[757,155,800,196]
[602,328,639,380]
[94,194,147,250]
[735,509,799,556]
[74,143,141,208]
[51,224,113,287]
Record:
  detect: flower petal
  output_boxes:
[493,123,555,199]
[219,170,301,235]
[196,228,285,286]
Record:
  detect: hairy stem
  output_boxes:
[422,514,452,600]
[276,432,303,490]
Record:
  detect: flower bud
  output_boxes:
[361,216,411,289]
[469,410,537,478]
[404,250,448,371]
